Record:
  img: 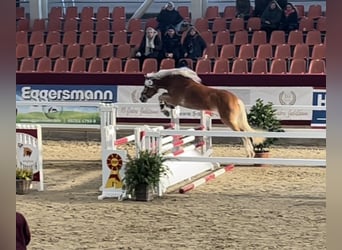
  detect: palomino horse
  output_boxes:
[139,68,265,157]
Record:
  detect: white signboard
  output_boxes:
[118,86,313,120]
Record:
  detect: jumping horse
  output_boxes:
[139,67,265,157]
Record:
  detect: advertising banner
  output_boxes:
[117,86,313,120]
[16,85,117,124]
[311,89,326,128]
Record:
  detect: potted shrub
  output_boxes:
[16,167,33,195]
[123,150,170,201]
[247,98,284,164]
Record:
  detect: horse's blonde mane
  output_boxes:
[146,68,202,83]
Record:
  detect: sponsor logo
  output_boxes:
[279,91,296,105]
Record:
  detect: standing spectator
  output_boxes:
[161,25,182,64]
[135,27,162,65]
[16,212,31,250]
[254,0,271,17]
[276,0,288,10]
[157,1,184,35]
[261,0,283,38]
[236,0,251,20]
[182,26,207,62]
[279,2,299,32]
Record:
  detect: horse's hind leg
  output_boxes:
[219,111,255,158]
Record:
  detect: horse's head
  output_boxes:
[139,76,158,102]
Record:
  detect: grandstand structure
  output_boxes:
[16,0,326,74]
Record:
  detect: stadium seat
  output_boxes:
[36,56,52,72]
[159,58,175,69]
[229,18,245,32]
[53,57,69,72]
[82,44,97,60]
[223,6,236,20]
[95,30,111,45]
[98,43,114,59]
[251,30,267,46]
[45,30,61,45]
[79,30,94,45]
[212,58,230,74]
[205,6,220,20]
[29,31,44,45]
[19,57,35,72]
[308,59,325,73]
[269,30,286,46]
[231,58,248,73]
[289,58,306,74]
[124,58,140,73]
[70,57,86,72]
[106,57,122,72]
[96,6,110,20]
[115,43,131,59]
[16,31,28,44]
[195,58,211,74]
[141,58,158,74]
[246,17,261,31]
[31,43,47,59]
[307,4,322,19]
[48,43,64,59]
[88,57,104,72]
[251,58,268,74]
[270,58,287,74]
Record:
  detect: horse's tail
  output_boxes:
[237,99,266,145]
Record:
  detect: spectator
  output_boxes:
[261,0,283,38]
[135,27,162,65]
[157,1,184,35]
[279,2,299,32]
[182,26,207,62]
[276,0,288,10]
[161,25,182,64]
[177,59,189,68]
[16,212,31,250]
[236,0,251,20]
[254,0,271,17]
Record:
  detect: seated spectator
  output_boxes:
[157,1,184,34]
[161,25,182,64]
[254,0,271,17]
[261,0,283,38]
[182,26,207,62]
[135,27,162,65]
[279,2,299,32]
[236,0,251,20]
[16,212,31,250]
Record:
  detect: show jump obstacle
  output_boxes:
[16,124,44,191]
[98,104,220,200]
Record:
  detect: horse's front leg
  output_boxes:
[158,93,175,117]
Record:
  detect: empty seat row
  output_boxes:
[16,43,135,60]
[16,30,144,47]
[17,55,325,75]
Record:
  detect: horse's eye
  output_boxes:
[144,79,153,87]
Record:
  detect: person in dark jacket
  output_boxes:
[16,212,31,250]
[182,26,207,62]
[236,0,251,20]
[157,1,184,34]
[161,25,182,64]
[261,0,283,38]
[279,2,299,32]
[254,0,271,17]
[135,27,162,65]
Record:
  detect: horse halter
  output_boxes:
[144,78,154,88]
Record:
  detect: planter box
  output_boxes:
[16,179,31,195]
